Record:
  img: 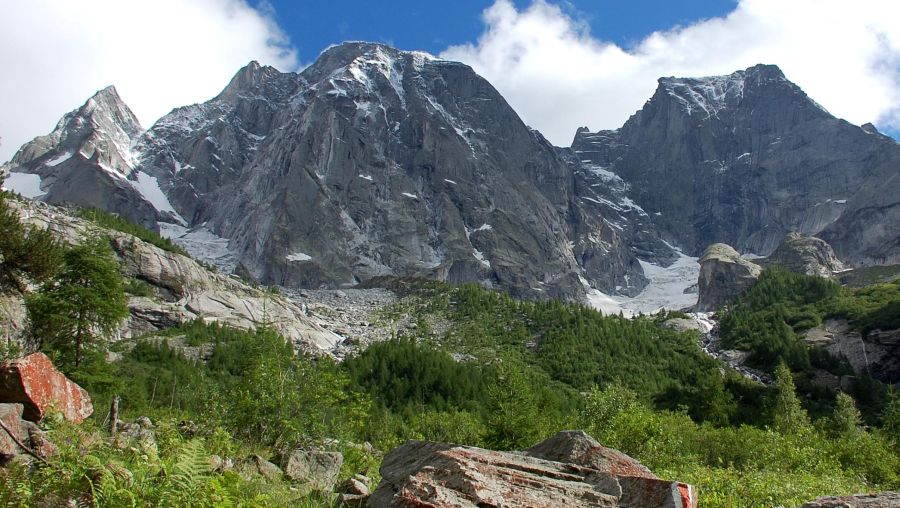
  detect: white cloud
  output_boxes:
[0,0,298,162]
[442,0,900,145]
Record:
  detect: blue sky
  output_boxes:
[266,1,738,63]
[1,0,897,161]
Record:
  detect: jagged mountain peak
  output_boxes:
[653,63,828,120]
[216,60,299,102]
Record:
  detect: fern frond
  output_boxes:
[0,464,32,508]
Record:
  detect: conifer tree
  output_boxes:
[829,392,863,436]
[771,363,811,434]
[27,236,128,369]
[0,192,62,293]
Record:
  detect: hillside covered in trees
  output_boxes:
[0,192,899,506]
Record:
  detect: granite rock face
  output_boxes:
[572,64,900,266]
[5,43,647,300]
[369,431,697,507]
[696,243,762,311]
[804,318,900,384]
[10,198,339,355]
[138,43,640,299]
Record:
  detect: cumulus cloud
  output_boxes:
[442,0,900,146]
[0,0,298,162]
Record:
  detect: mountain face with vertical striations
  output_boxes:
[3,43,647,299]
[572,64,900,266]
[3,51,897,301]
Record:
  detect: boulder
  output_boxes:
[240,454,283,481]
[696,244,762,312]
[0,352,92,422]
[114,417,157,457]
[765,233,846,278]
[335,476,370,507]
[525,430,656,479]
[369,431,697,507]
[0,403,29,461]
[0,403,56,464]
[280,449,343,492]
[798,492,900,507]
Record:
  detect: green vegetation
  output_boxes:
[3,198,899,506]
[718,268,899,421]
[77,207,189,257]
[0,192,63,294]
[27,236,129,369]
[721,267,900,372]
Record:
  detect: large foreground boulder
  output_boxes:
[696,243,762,312]
[369,431,697,507]
[0,352,93,423]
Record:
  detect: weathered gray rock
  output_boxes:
[764,233,845,278]
[804,319,900,384]
[240,455,283,481]
[280,449,343,492]
[335,476,370,507]
[525,429,655,479]
[0,403,56,463]
[798,492,900,508]
[0,295,27,353]
[369,431,697,507]
[9,198,340,354]
[696,244,762,311]
[114,417,157,456]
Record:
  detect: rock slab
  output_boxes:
[798,492,900,508]
[0,352,92,423]
[369,431,696,507]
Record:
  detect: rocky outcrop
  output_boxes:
[696,244,762,311]
[9,198,340,355]
[0,352,92,423]
[804,318,900,384]
[798,492,900,508]
[765,233,845,278]
[573,64,900,266]
[369,431,697,507]
[0,295,27,353]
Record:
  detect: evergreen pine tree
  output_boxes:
[0,192,63,293]
[771,363,811,434]
[27,236,128,369]
[829,392,863,436]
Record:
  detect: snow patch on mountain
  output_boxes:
[44,152,73,167]
[662,72,746,119]
[159,223,238,273]
[130,171,181,219]
[586,247,699,317]
[286,252,313,262]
